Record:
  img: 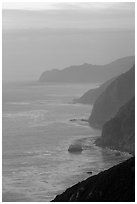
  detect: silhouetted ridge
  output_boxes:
[89,65,135,128]
[52,157,135,202]
[39,56,134,83]
[96,97,135,155]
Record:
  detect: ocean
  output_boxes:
[2,82,131,202]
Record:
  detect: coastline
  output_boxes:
[3,82,134,202]
[51,120,133,202]
[70,119,132,157]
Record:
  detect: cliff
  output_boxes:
[73,78,114,104]
[39,56,134,83]
[52,157,135,202]
[89,65,135,128]
[52,96,135,202]
[96,97,135,155]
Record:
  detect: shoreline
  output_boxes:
[51,119,133,202]
[69,118,132,157]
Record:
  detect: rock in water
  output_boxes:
[68,144,83,153]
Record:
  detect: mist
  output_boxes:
[2,3,135,82]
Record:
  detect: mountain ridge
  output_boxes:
[39,56,134,83]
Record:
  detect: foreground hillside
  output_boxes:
[39,56,134,83]
[96,97,135,155]
[89,65,135,128]
[52,157,135,202]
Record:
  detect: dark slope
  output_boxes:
[96,97,135,155]
[39,56,134,83]
[89,65,135,128]
[73,77,114,105]
[52,157,135,202]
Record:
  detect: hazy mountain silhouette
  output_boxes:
[89,65,135,128]
[39,56,134,83]
[52,157,135,202]
[96,97,135,154]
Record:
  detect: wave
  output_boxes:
[29,119,92,129]
[69,137,97,149]
[3,150,52,159]
[3,110,48,119]
[6,102,31,105]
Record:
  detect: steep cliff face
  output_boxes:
[96,97,135,155]
[52,157,135,202]
[39,56,134,83]
[89,65,135,128]
[73,78,114,104]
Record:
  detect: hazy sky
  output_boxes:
[2,2,135,81]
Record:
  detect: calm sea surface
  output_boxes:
[2,82,131,202]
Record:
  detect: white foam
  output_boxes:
[6,102,30,105]
[3,110,48,119]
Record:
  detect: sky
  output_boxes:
[2,2,135,81]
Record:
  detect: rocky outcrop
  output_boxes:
[73,77,114,104]
[68,144,83,153]
[96,97,135,155]
[52,157,135,202]
[39,56,134,83]
[89,65,135,128]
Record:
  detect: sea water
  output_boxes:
[2,82,131,202]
